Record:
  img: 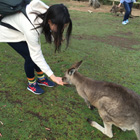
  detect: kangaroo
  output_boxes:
[110,5,125,16]
[62,61,140,139]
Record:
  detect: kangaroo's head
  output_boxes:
[62,60,83,85]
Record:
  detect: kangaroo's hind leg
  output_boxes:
[87,119,113,138]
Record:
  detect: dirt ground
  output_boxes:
[62,0,140,16]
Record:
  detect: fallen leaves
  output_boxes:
[45,128,51,131]
[0,121,3,125]
[0,121,3,137]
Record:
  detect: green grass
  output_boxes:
[0,1,140,140]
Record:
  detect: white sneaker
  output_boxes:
[122,21,127,25]
[125,19,129,24]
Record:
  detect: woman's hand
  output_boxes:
[118,3,121,7]
[50,74,63,86]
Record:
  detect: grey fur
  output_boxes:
[110,5,125,16]
[62,61,140,139]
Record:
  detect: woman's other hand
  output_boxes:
[118,3,121,7]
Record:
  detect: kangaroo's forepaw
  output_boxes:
[87,118,92,124]
[90,105,95,110]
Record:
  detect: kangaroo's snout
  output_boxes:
[62,74,72,85]
[62,77,66,82]
[62,76,70,85]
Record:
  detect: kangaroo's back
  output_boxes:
[87,80,140,111]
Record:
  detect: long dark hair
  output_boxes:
[35,4,72,52]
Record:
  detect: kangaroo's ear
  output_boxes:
[71,60,83,70]
[68,60,83,75]
[68,68,76,76]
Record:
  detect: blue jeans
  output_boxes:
[8,41,42,78]
[123,1,133,21]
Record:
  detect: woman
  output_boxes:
[0,0,72,94]
[118,0,135,25]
